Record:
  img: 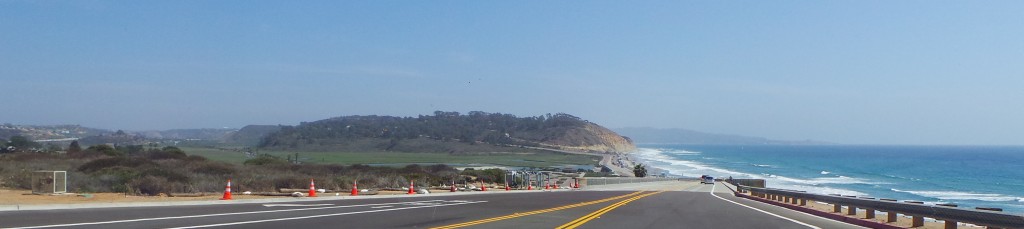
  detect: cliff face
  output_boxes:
[537,122,636,153]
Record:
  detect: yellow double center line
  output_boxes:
[556,191,665,229]
[430,191,645,229]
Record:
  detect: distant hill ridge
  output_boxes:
[258,111,636,153]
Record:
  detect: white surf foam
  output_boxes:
[820,171,831,175]
[634,148,868,196]
[891,189,1022,202]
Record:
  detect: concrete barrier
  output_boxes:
[737,185,1024,229]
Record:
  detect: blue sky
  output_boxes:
[2,1,1022,145]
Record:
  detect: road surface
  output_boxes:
[0,181,863,229]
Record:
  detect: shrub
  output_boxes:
[130,175,179,195]
[144,150,187,160]
[243,154,288,166]
[78,157,156,173]
[139,168,189,183]
[191,161,236,175]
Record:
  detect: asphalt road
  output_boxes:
[0,182,864,229]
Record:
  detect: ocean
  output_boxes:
[633,144,1024,213]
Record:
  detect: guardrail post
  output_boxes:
[879,198,898,223]
[799,199,806,206]
[860,196,876,218]
[934,204,958,229]
[905,201,925,227]
[833,203,842,213]
[847,205,857,216]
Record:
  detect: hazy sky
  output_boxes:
[2,1,1022,145]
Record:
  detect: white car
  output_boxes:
[701,176,715,184]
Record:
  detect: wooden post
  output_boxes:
[903,201,925,227]
[833,204,842,213]
[887,212,898,223]
[865,209,875,219]
[943,220,956,229]
[911,216,924,227]
[799,199,807,206]
[880,198,898,223]
[847,206,857,215]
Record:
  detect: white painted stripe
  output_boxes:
[167,201,485,229]
[712,183,869,229]
[10,200,457,229]
[370,205,393,209]
[710,183,822,229]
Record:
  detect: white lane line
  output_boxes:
[9,200,452,229]
[167,201,486,229]
[263,204,335,207]
[710,183,822,229]
[370,206,393,209]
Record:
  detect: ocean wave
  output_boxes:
[752,164,773,168]
[891,189,1021,202]
[634,148,868,196]
[820,171,831,175]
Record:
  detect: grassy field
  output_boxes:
[180,147,601,168]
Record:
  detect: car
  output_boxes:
[701,175,715,184]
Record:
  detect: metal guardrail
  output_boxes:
[581,177,680,186]
[737,185,1024,229]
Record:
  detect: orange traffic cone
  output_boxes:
[351,180,359,196]
[450,181,456,192]
[408,180,415,194]
[480,180,487,191]
[308,179,317,197]
[528,183,533,190]
[505,181,511,191]
[220,179,232,200]
[544,180,550,190]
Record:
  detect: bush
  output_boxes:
[191,161,236,175]
[243,154,288,166]
[130,175,179,195]
[78,158,156,173]
[144,150,187,160]
[139,168,189,183]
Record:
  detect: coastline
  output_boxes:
[632,145,1024,214]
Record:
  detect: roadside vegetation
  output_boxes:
[180,147,599,167]
[0,137,514,196]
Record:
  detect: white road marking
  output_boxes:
[10,200,471,229]
[710,183,823,229]
[370,206,393,209]
[713,183,868,229]
[167,201,486,228]
[263,204,335,207]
